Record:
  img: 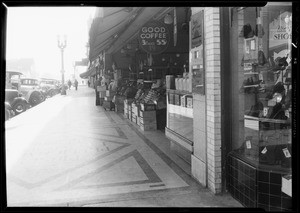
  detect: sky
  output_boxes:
[6,7,95,80]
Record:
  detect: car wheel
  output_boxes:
[29,92,42,106]
[13,102,26,115]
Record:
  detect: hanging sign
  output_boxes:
[138,21,170,55]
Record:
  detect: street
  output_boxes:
[5,85,242,207]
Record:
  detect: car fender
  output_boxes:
[11,97,28,107]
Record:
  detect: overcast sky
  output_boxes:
[6,6,95,79]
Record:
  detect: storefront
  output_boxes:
[223,4,293,211]
[86,5,295,211]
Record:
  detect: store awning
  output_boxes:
[79,66,96,79]
[89,7,171,61]
[106,7,173,55]
[88,7,141,62]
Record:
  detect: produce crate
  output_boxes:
[103,100,115,111]
[140,103,156,111]
[140,116,156,125]
[174,94,181,106]
[139,110,156,118]
[99,91,106,98]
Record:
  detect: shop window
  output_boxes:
[228,4,293,210]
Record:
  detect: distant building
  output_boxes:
[6,58,37,78]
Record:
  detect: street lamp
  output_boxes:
[57,35,67,95]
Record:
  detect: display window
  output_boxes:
[230,4,292,172]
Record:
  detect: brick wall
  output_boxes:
[204,7,222,194]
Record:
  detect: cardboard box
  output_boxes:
[140,116,157,125]
[99,91,106,98]
[174,94,181,106]
[104,96,113,101]
[106,90,116,97]
[140,103,156,111]
[181,96,186,107]
[186,96,193,108]
[139,110,156,118]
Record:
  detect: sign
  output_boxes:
[138,21,170,54]
[191,11,203,48]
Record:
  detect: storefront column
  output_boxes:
[191,7,222,194]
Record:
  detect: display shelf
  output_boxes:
[243,84,259,88]
[244,72,260,75]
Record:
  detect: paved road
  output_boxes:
[5,86,242,207]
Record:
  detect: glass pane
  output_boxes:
[232,5,292,173]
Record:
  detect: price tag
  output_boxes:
[263,107,269,117]
[246,140,252,149]
[261,147,268,154]
[282,148,291,158]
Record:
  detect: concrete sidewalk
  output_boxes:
[5,86,242,208]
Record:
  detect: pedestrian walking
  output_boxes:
[67,80,72,90]
[74,79,78,91]
[88,80,90,87]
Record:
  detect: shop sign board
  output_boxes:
[269,11,292,61]
[138,21,170,54]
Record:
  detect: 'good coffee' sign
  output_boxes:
[138,21,170,54]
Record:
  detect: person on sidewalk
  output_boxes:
[88,80,90,87]
[67,80,72,90]
[74,79,78,91]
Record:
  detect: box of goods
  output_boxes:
[106,90,116,97]
[166,75,175,89]
[181,95,186,107]
[99,90,106,98]
[139,110,156,119]
[100,98,104,106]
[186,96,193,108]
[174,94,181,106]
[140,123,157,131]
[129,111,132,121]
[132,114,137,124]
[97,85,106,92]
[169,92,175,105]
[124,98,134,105]
[131,103,140,116]
[140,116,157,125]
[103,100,115,110]
[137,116,140,126]
[104,96,113,102]
[140,103,156,111]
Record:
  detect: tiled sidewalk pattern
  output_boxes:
[5,86,242,207]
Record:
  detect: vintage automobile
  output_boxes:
[39,78,60,97]
[5,71,29,115]
[5,102,15,121]
[19,78,45,106]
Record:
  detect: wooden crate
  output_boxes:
[140,103,156,111]
[139,110,156,118]
[99,91,106,98]
[140,116,157,125]
[105,96,113,101]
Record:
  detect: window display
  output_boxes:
[233,5,292,171]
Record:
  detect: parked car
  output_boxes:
[5,102,15,121]
[5,89,29,115]
[39,78,60,97]
[5,71,29,115]
[19,78,45,106]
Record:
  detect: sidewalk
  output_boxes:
[5,86,242,208]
